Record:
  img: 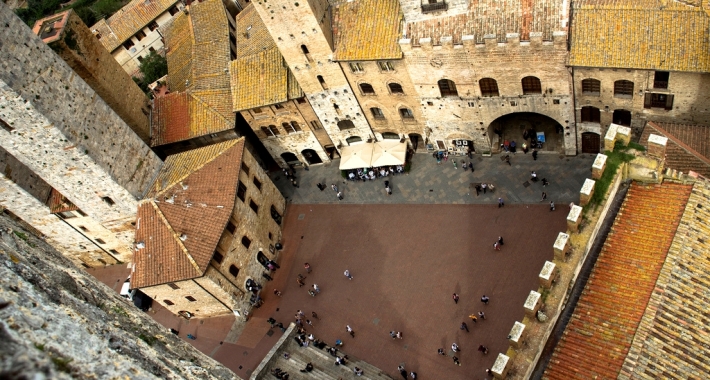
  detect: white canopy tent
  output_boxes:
[339,143,374,170]
[371,141,407,167]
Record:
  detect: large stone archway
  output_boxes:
[488,112,565,153]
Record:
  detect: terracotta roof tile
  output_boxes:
[405,0,567,45]
[332,0,403,61]
[570,1,710,71]
[91,0,178,53]
[132,139,244,289]
[235,4,276,58]
[640,122,710,178]
[165,12,194,93]
[543,182,693,380]
[151,91,233,146]
[620,178,710,379]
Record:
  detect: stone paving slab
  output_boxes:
[270,152,594,205]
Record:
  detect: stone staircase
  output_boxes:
[251,324,392,380]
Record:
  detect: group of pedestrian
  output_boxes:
[282,167,299,188]
[325,183,344,201]
[442,293,492,366]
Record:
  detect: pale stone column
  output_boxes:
[508,321,526,348]
[567,205,583,232]
[492,353,510,379]
[647,134,668,159]
[604,123,620,151]
[580,178,596,206]
[524,291,542,318]
[592,153,607,179]
[554,232,570,261]
[616,126,631,146]
[539,261,557,289]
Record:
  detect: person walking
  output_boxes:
[481,295,490,305]
[344,270,353,280]
[469,162,474,172]
[390,331,397,339]
[304,262,311,273]
[478,311,486,320]
[386,185,392,196]
[290,178,299,188]
[474,184,481,196]
[346,325,354,338]
[468,314,478,323]
[306,319,313,327]
[331,184,338,192]
[452,343,460,352]
[482,183,488,194]
[337,191,343,201]
[453,356,461,366]
[396,331,403,339]
[398,365,407,380]
[478,345,489,354]
[313,284,320,293]
[498,236,504,246]
[312,311,319,320]
[532,149,538,160]
[437,348,446,356]
[460,322,469,332]
[493,241,501,251]
[498,197,505,208]
[452,293,460,304]
[550,201,555,211]
[273,289,282,297]
[504,155,511,166]
[410,371,417,379]
[541,191,547,201]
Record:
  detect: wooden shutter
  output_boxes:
[665,94,674,110]
[644,93,652,109]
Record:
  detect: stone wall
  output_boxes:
[45,10,151,143]
[573,67,710,148]
[400,33,575,154]
[0,213,237,379]
[252,0,375,151]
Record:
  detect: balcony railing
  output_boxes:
[422,2,447,13]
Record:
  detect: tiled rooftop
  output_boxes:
[620,178,710,379]
[543,182,693,380]
[640,122,710,178]
[332,0,403,61]
[229,4,303,111]
[132,139,244,289]
[164,12,193,93]
[570,1,710,71]
[405,0,567,45]
[151,91,233,146]
[91,0,178,53]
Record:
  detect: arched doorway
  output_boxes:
[280,152,300,165]
[301,149,322,165]
[612,110,631,126]
[488,112,564,153]
[581,132,601,154]
[408,133,423,151]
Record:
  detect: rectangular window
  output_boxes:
[226,221,237,234]
[185,296,197,302]
[284,122,301,133]
[58,211,76,219]
[168,282,180,290]
[137,56,144,62]
[249,200,259,214]
[148,47,155,52]
[309,120,321,130]
[0,117,13,132]
[253,177,262,190]
[378,61,394,71]
[252,107,263,114]
[95,238,106,244]
[168,5,179,15]
[296,97,307,104]
[273,104,284,110]
[268,125,280,136]
[164,299,174,305]
[79,226,89,232]
[134,30,146,41]
[148,20,159,31]
[654,71,669,89]
[213,251,224,263]
[241,163,250,176]
[237,181,247,201]
[349,62,364,73]
[101,196,115,206]
[123,39,135,50]
[109,249,119,255]
[644,93,674,110]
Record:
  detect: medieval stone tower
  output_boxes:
[32,10,152,143]
[251,0,376,147]
[0,3,163,267]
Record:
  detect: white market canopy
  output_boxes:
[338,141,406,170]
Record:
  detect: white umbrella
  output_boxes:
[371,141,406,167]
[339,143,374,170]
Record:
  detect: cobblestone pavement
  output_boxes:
[270,152,595,205]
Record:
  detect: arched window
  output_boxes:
[581,79,600,95]
[382,132,399,140]
[261,125,280,137]
[317,75,327,90]
[437,79,458,97]
[359,83,375,94]
[346,136,363,144]
[370,107,385,119]
[229,265,239,277]
[614,80,634,97]
[521,76,542,94]
[337,120,355,130]
[241,236,251,248]
[479,78,499,97]
[388,83,404,94]
[300,44,309,54]
[399,108,414,119]
[581,106,600,123]
[283,122,301,134]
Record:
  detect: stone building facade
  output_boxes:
[569,0,710,154]
[133,139,285,319]
[91,0,181,75]
[32,10,151,143]
[0,2,163,266]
